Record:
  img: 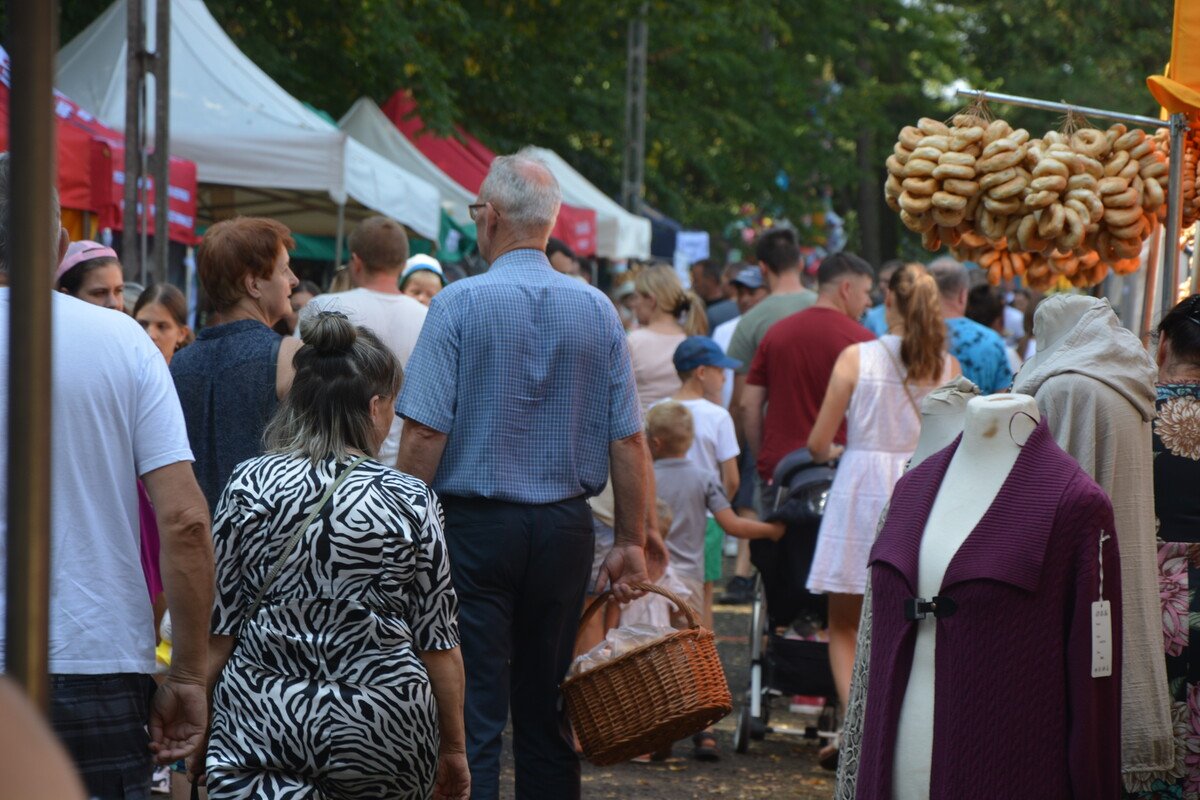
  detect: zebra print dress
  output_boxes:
[205,453,460,800]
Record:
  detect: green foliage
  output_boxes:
[45,0,1172,257]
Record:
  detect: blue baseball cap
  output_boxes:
[673,336,742,372]
[731,266,764,290]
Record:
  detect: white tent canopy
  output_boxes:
[339,97,475,228]
[57,0,441,240]
[523,146,650,260]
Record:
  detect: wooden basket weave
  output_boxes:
[561,582,733,765]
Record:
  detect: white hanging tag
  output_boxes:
[1091,600,1113,678]
[1091,529,1113,678]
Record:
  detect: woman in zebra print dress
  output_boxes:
[196,312,469,800]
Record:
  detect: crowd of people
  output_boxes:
[10,135,1200,800]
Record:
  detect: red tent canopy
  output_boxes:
[382,91,597,257]
[0,48,198,245]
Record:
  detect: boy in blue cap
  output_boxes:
[652,336,743,630]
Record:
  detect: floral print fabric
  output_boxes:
[1130,384,1200,798]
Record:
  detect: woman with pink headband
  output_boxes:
[55,240,125,312]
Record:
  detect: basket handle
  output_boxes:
[575,581,701,649]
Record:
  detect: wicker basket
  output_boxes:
[561,582,733,765]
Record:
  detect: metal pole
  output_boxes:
[123,0,144,282]
[620,3,648,214]
[955,88,1164,128]
[1141,225,1162,343]
[1191,238,1200,295]
[149,0,170,286]
[7,0,57,710]
[1163,113,1187,316]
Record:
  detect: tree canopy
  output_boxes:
[39,0,1172,259]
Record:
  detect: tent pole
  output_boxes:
[7,0,57,710]
[333,203,346,270]
[123,0,145,282]
[148,0,170,286]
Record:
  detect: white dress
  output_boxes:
[807,336,950,595]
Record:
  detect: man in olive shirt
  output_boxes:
[727,228,817,430]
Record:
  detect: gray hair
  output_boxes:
[0,153,62,275]
[478,148,562,238]
[927,255,968,298]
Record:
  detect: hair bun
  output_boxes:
[301,310,357,355]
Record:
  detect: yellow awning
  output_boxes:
[1148,0,1200,115]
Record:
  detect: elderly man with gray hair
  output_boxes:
[397,150,652,799]
[927,256,1013,394]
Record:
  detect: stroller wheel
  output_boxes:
[734,704,751,754]
[749,714,768,741]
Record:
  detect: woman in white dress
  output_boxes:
[807,262,960,762]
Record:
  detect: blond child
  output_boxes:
[647,400,783,761]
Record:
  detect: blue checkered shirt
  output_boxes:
[397,249,643,504]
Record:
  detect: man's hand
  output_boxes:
[644,526,669,581]
[149,677,207,764]
[595,543,649,602]
[433,751,471,800]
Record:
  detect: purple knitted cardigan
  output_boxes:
[856,421,1122,799]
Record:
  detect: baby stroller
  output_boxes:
[732,447,839,754]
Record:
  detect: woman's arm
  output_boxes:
[185,634,235,781]
[276,336,303,399]
[808,345,861,463]
[419,647,470,800]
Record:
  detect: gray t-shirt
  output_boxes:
[727,290,817,374]
[653,457,730,584]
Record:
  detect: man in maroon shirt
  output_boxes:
[740,252,876,483]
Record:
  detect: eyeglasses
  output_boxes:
[468,202,499,222]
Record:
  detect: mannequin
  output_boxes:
[835,377,979,800]
[892,394,1039,799]
[907,377,980,468]
[854,387,1121,798]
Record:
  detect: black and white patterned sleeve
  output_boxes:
[405,485,460,652]
[210,465,249,636]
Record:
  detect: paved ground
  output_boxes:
[498,571,837,799]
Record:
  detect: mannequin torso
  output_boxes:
[893,394,1041,799]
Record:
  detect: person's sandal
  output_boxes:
[631,744,674,763]
[692,731,720,762]
[818,731,841,771]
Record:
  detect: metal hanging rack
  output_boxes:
[955,88,1189,340]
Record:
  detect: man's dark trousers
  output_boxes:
[442,495,595,800]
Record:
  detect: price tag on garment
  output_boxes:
[1091,600,1113,678]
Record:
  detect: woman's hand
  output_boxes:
[433,751,470,800]
[815,444,845,464]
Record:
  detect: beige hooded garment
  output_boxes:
[1013,295,1172,782]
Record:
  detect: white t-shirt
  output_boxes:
[1003,304,1024,347]
[652,396,739,483]
[711,316,740,409]
[298,289,428,465]
[0,291,193,674]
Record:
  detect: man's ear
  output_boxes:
[56,227,69,264]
